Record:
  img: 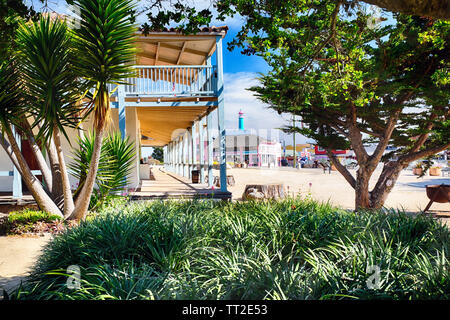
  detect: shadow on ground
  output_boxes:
[0,275,27,300]
[403,178,450,189]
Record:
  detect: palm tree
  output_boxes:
[66,0,137,220]
[0,0,136,221]
[16,16,82,217]
[0,0,136,220]
[0,55,64,217]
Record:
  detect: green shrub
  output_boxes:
[69,131,135,211]
[11,199,450,300]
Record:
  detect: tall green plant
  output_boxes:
[70,131,135,210]
[0,46,64,217]
[0,0,137,219]
[67,0,137,220]
[16,16,84,216]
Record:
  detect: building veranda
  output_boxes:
[0,27,232,201]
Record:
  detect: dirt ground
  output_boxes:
[224,167,449,213]
[0,234,52,299]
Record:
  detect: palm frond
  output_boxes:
[69,131,135,210]
[15,16,83,143]
[0,56,25,127]
[72,0,137,130]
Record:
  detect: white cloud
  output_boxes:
[221,72,309,144]
[223,72,280,129]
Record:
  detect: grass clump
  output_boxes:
[8,209,62,224]
[0,209,63,236]
[10,198,450,300]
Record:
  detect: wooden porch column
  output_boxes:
[175,138,180,175]
[199,117,205,184]
[163,146,167,170]
[171,141,175,173]
[215,35,227,192]
[206,111,214,187]
[206,56,214,187]
[178,136,182,176]
[171,141,174,173]
[12,125,22,199]
[118,85,126,139]
[187,127,192,179]
[192,122,197,176]
[178,136,183,176]
[167,142,170,172]
[183,131,188,177]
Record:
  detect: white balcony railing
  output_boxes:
[119,65,216,97]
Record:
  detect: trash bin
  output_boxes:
[191,170,200,183]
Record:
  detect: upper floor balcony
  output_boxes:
[122,64,217,97]
[109,27,228,149]
[110,27,226,103]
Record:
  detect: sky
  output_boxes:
[25,0,312,157]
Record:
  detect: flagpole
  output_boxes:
[293,115,296,169]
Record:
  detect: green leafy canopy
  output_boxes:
[15,16,83,143]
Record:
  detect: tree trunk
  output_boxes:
[53,125,75,217]
[22,121,53,193]
[46,139,64,208]
[369,161,406,209]
[242,184,286,200]
[66,126,105,220]
[3,123,63,218]
[326,149,356,189]
[362,0,450,20]
[355,167,371,210]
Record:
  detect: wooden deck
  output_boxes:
[0,168,232,207]
[0,193,36,206]
[130,167,231,200]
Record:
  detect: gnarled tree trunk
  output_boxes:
[355,167,371,210]
[46,139,64,207]
[370,161,406,209]
[362,0,450,20]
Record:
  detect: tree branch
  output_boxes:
[361,0,450,20]
[326,148,356,189]
[399,142,450,164]
[300,0,342,74]
[368,109,401,168]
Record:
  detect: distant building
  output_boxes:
[282,143,315,167]
[314,145,349,159]
[213,110,282,167]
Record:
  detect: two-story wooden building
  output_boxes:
[0,27,231,201]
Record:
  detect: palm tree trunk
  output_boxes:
[53,125,75,218]
[47,138,65,208]
[66,126,105,220]
[22,120,53,193]
[3,122,63,218]
[0,132,23,175]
